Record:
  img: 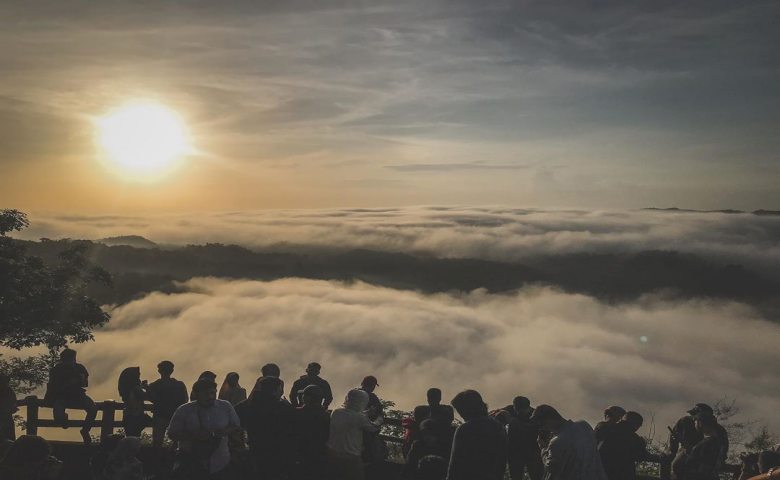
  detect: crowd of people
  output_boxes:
[0,348,778,480]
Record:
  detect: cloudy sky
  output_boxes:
[2,0,779,211]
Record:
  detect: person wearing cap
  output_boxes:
[670,403,729,479]
[147,360,189,449]
[506,396,543,480]
[290,362,334,409]
[294,385,331,480]
[235,376,296,479]
[684,413,724,480]
[359,375,384,422]
[529,404,607,480]
[447,390,507,480]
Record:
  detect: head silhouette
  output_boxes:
[192,379,217,407]
[225,372,240,387]
[255,376,284,400]
[361,375,378,393]
[2,435,51,467]
[157,361,174,377]
[694,412,718,435]
[301,385,324,407]
[427,388,442,406]
[344,389,369,412]
[451,390,487,421]
[604,405,626,423]
[513,396,532,417]
[529,404,565,433]
[622,411,644,432]
[60,348,77,363]
[306,362,321,376]
[261,363,280,378]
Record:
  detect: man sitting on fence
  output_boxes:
[43,348,97,444]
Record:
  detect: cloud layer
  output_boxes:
[20,207,780,277]
[69,277,780,439]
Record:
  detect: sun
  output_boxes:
[95,101,192,180]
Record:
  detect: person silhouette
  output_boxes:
[447,390,506,480]
[168,378,240,478]
[218,372,247,406]
[147,361,188,449]
[290,362,333,408]
[0,374,17,441]
[235,376,296,478]
[43,348,97,444]
[293,385,331,480]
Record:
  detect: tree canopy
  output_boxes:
[0,209,111,390]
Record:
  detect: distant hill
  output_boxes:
[15,238,780,321]
[96,235,157,248]
[644,207,780,216]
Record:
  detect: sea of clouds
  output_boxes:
[11,207,780,441]
[66,277,780,440]
[19,207,780,275]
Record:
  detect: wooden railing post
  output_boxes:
[101,401,117,440]
[24,395,39,436]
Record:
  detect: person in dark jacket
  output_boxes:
[670,403,729,480]
[599,411,657,480]
[236,376,296,479]
[504,396,543,480]
[447,390,507,480]
[594,406,626,444]
[684,413,724,480]
[293,385,330,480]
[290,363,333,409]
[403,419,453,479]
[147,360,188,448]
[44,348,97,444]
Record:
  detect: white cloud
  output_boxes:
[19,207,780,277]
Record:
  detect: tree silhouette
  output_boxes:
[0,209,111,392]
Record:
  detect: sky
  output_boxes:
[1,0,779,212]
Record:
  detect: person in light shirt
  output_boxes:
[327,389,382,480]
[168,378,241,478]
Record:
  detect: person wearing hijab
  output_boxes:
[327,389,382,480]
[218,372,247,406]
[102,436,144,480]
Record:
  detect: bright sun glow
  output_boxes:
[96,101,192,180]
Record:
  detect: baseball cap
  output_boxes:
[687,403,714,416]
[361,375,379,387]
